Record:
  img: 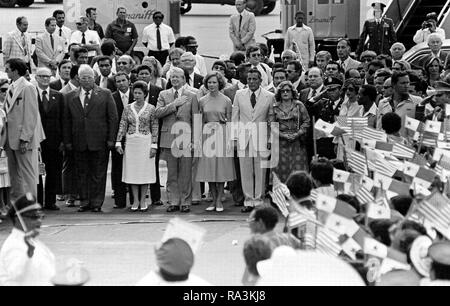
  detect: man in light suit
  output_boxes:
[4,59,45,203]
[35,17,66,70]
[337,38,361,73]
[3,17,33,71]
[155,67,199,213]
[229,0,256,52]
[63,65,118,213]
[232,68,274,213]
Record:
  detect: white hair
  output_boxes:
[36,67,52,75]
[170,67,185,79]
[119,55,135,66]
[78,64,94,77]
[390,42,406,52]
[180,52,196,64]
[428,33,443,44]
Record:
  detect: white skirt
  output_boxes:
[122,134,156,184]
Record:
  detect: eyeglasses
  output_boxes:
[346,87,356,92]
[117,62,128,65]
[250,53,262,58]
[280,89,292,93]
[213,66,225,71]
[37,75,52,78]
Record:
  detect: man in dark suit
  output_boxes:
[111,72,133,208]
[63,64,118,213]
[50,59,72,91]
[94,56,117,92]
[35,68,64,210]
[180,52,203,89]
[136,64,164,206]
[356,2,396,57]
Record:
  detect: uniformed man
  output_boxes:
[356,2,396,58]
[309,76,344,159]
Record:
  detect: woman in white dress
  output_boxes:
[115,81,159,212]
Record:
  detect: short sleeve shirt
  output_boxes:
[105,19,138,54]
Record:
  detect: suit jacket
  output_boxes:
[50,79,65,91]
[35,32,65,68]
[299,87,328,117]
[166,73,204,90]
[357,18,396,56]
[112,90,134,123]
[147,84,163,106]
[155,88,199,149]
[3,30,32,65]
[4,77,45,150]
[229,10,256,50]
[63,85,118,152]
[95,75,117,93]
[338,57,362,72]
[232,87,275,152]
[37,88,64,149]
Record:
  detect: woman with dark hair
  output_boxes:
[424,57,444,88]
[272,81,310,183]
[196,72,236,212]
[116,81,159,212]
[340,78,363,117]
[142,56,167,89]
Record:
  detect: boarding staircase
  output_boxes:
[385,0,450,50]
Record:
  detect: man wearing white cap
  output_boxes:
[0,193,56,286]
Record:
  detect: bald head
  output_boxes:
[36,67,52,88]
[180,52,196,72]
[78,64,95,90]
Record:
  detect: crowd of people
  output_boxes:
[0,0,450,286]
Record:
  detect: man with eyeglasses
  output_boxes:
[246,45,272,88]
[142,11,175,67]
[35,68,64,211]
[0,193,56,286]
[185,36,207,77]
[116,55,137,84]
[359,50,377,71]
[70,17,101,64]
[105,7,138,57]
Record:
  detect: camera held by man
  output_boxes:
[414,12,446,45]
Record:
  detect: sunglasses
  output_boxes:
[250,53,262,58]
[37,75,52,78]
[0,88,8,93]
[117,62,128,65]
[346,87,356,92]
[280,89,292,93]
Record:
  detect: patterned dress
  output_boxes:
[272,100,311,183]
[116,102,159,184]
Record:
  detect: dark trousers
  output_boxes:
[150,149,161,202]
[74,149,108,209]
[148,50,169,66]
[37,145,62,206]
[229,150,244,204]
[111,149,128,207]
[62,150,78,200]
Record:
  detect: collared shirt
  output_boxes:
[105,19,138,54]
[338,57,351,71]
[172,87,182,99]
[79,88,92,108]
[120,89,130,109]
[248,87,262,103]
[56,25,72,53]
[413,27,446,44]
[339,100,363,117]
[308,84,325,100]
[99,75,109,89]
[142,22,175,51]
[37,87,50,101]
[93,57,117,76]
[394,95,417,137]
[187,72,196,87]
[0,228,56,286]
[285,24,316,66]
[70,30,100,57]
[67,81,78,91]
[363,103,378,128]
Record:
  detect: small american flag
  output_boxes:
[347,149,369,176]
[336,117,368,138]
[392,143,415,160]
[360,127,387,142]
[415,201,450,239]
[356,186,375,205]
[374,158,399,178]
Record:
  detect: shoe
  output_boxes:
[91,208,102,213]
[241,206,254,213]
[192,201,201,206]
[205,205,215,212]
[152,200,163,206]
[129,206,139,212]
[113,205,125,209]
[180,206,190,213]
[66,200,76,208]
[167,206,180,212]
[216,207,224,213]
[234,202,244,207]
[140,206,149,212]
[44,205,60,211]
[78,206,91,212]
[111,191,115,199]
[56,195,65,201]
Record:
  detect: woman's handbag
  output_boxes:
[38,149,46,176]
[0,149,8,174]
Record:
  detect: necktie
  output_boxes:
[122,94,128,105]
[81,33,86,45]
[5,85,13,111]
[42,90,49,112]
[50,34,54,50]
[174,90,179,100]
[21,33,27,56]
[156,25,162,51]
[251,92,257,108]
[101,77,108,89]
[59,28,62,37]
[239,14,243,32]
[84,91,90,109]
[311,89,317,99]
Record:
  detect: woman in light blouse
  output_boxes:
[116,81,159,212]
